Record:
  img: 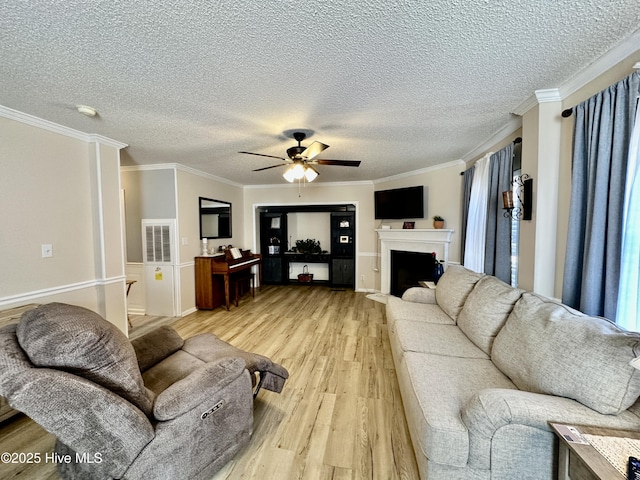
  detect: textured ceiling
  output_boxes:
[2,1,640,185]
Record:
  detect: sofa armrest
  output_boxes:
[153,357,247,421]
[462,388,640,470]
[401,287,436,304]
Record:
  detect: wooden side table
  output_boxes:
[551,423,640,480]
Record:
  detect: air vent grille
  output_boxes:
[144,223,173,263]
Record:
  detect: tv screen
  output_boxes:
[374,186,424,219]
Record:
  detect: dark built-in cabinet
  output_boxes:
[258,206,355,288]
[330,212,355,287]
[259,212,287,284]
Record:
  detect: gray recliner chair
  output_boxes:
[0,303,289,479]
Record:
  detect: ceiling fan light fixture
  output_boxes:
[283,168,296,182]
[304,167,318,182]
[292,163,305,180]
[241,130,361,182]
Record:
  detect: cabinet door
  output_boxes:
[260,212,287,284]
[263,257,283,284]
[332,259,354,287]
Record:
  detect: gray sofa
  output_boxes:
[386,265,640,480]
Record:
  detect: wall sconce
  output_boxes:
[502,174,532,220]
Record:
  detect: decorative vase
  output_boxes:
[433,220,444,229]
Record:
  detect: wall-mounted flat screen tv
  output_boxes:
[374,186,424,219]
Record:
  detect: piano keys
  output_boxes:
[195,251,262,310]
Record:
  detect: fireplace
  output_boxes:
[391,250,439,297]
[376,228,453,295]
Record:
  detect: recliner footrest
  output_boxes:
[181,332,289,396]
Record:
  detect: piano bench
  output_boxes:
[231,272,255,307]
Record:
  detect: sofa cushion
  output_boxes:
[492,293,640,415]
[457,276,524,355]
[396,352,516,467]
[435,265,485,322]
[131,325,185,373]
[392,321,488,359]
[141,349,205,395]
[386,296,454,330]
[16,303,154,416]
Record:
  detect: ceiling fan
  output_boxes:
[239,131,361,182]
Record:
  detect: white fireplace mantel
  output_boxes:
[376,228,454,294]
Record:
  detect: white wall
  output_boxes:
[374,161,465,265]
[0,108,128,332]
[176,167,244,315]
[287,212,331,252]
[121,164,245,316]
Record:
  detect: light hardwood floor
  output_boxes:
[0,285,420,479]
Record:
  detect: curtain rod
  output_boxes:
[460,137,522,175]
[562,62,640,118]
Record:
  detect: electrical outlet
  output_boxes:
[361,274,365,281]
[41,244,53,258]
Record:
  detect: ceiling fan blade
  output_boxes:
[252,164,287,172]
[314,159,361,167]
[301,141,329,160]
[239,151,287,161]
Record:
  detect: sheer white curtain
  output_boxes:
[617,100,640,330]
[463,153,492,272]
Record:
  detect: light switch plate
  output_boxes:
[41,244,53,258]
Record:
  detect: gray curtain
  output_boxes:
[460,166,475,262]
[562,72,640,320]
[484,144,514,283]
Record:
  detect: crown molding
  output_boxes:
[460,115,522,164]
[0,104,126,148]
[372,159,465,185]
[535,88,562,103]
[513,88,564,115]
[512,27,640,115]
[558,28,640,98]
[245,179,373,190]
[174,163,244,187]
[87,134,128,149]
[120,163,244,188]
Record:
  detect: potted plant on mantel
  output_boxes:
[433,216,445,229]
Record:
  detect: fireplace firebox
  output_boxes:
[390,250,440,297]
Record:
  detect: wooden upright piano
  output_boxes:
[195,251,262,310]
